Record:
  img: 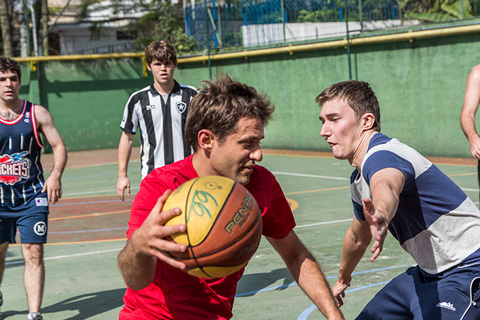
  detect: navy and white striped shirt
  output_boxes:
[120,81,197,179]
[351,133,480,274]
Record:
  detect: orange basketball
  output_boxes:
[163,175,263,279]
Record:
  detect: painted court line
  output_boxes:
[295,219,353,228]
[52,199,132,207]
[48,227,127,234]
[5,248,122,266]
[50,209,129,221]
[272,171,349,181]
[235,264,412,298]
[297,281,391,320]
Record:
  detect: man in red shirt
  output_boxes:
[117,75,343,320]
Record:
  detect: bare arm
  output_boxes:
[333,167,404,306]
[460,65,480,159]
[36,105,67,204]
[117,191,187,290]
[364,167,405,262]
[332,218,371,307]
[267,231,344,319]
[117,131,134,200]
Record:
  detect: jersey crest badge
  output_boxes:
[176,102,187,114]
[0,151,31,185]
[146,105,155,110]
[24,111,31,123]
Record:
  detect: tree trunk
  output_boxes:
[19,0,29,57]
[41,0,49,56]
[0,0,12,56]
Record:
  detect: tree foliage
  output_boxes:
[402,0,477,21]
[128,1,197,53]
[80,0,198,54]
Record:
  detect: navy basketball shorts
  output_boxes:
[356,264,480,320]
[0,213,48,244]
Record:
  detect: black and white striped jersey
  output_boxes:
[120,81,197,179]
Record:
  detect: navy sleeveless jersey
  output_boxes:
[0,101,48,217]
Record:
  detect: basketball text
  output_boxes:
[224,194,253,234]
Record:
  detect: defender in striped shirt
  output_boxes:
[117,41,197,200]
[317,80,480,319]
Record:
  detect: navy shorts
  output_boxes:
[356,263,480,320]
[0,213,48,244]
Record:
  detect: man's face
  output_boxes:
[148,59,175,87]
[319,98,364,162]
[0,70,21,102]
[208,117,264,185]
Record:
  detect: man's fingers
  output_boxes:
[335,296,344,307]
[370,241,383,262]
[151,249,187,271]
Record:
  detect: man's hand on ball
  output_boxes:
[134,190,188,270]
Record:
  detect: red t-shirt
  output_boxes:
[120,155,295,320]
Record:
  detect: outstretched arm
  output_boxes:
[36,105,67,204]
[461,65,480,159]
[267,231,344,319]
[333,167,404,306]
[364,167,404,262]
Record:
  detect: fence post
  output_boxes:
[204,0,212,79]
[346,0,352,80]
[460,0,464,19]
[281,0,286,42]
[358,0,363,32]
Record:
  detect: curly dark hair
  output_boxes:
[0,56,21,82]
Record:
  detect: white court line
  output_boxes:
[295,218,353,228]
[272,171,349,181]
[62,186,140,197]
[5,248,122,266]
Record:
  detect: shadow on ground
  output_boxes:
[236,268,294,297]
[2,288,125,320]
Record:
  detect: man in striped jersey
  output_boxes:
[0,57,67,320]
[317,80,480,319]
[117,41,197,200]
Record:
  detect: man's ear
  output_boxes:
[198,129,215,150]
[362,113,376,130]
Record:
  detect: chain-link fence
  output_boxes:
[185,0,480,50]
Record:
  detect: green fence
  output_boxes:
[17,23,480,158]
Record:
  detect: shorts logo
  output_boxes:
[436,302,456,311]
[176,102,187,114]
[0,151,31,185]
[33,221,47,236]
[35,198,48,206]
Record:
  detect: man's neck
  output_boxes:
[191,152,214,178]
[350,130,376,172]
[0,98,24,120]
[154,80,175,95]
